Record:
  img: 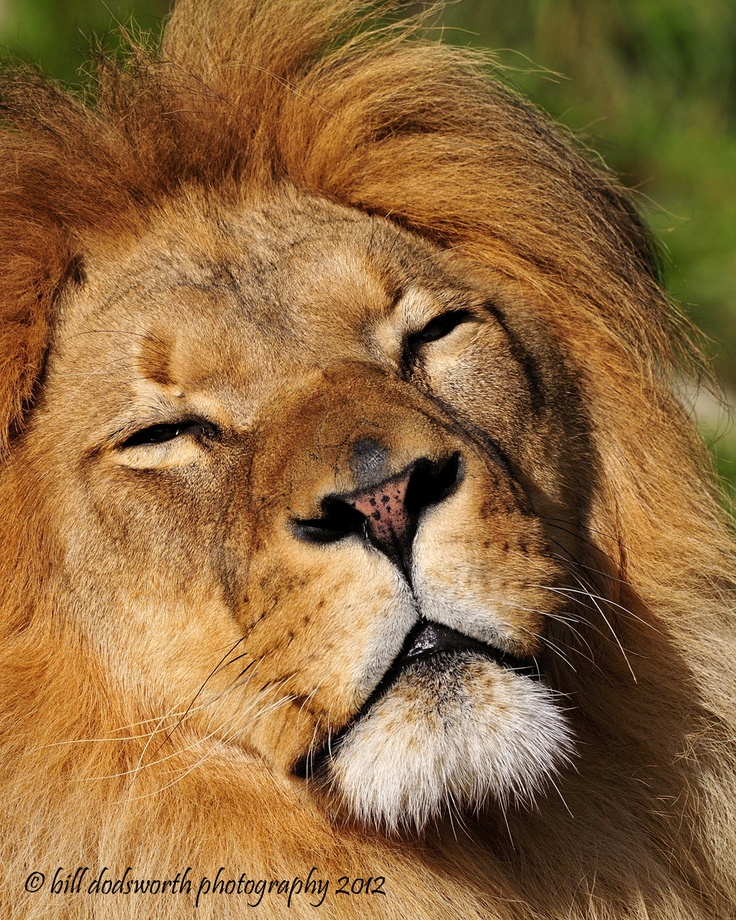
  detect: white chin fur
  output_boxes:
[327,654,572,833]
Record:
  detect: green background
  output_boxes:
[2,0,734,501]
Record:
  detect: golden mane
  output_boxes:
[1,1,735,917]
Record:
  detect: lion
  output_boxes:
[1,0,735,917]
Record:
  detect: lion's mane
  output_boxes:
[1,2,735,918]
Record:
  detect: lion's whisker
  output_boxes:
[144,636,252,762]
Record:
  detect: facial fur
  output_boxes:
[35,190,574,831]
[1,2,735,919]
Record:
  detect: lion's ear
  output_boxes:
[0,71,107,456]
[0,114,71,453]
[0,284,53,456]
[0,249,80,455]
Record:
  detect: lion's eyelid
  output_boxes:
[404,308,474,357]
[119,419,220,449]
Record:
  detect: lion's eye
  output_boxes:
[120,421,219,449]
[405,309,472,356]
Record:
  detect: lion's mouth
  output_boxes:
[293,620,538,779]
[380,620,539,689]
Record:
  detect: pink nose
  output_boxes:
[291,453,462,568]
[347,470,412,547]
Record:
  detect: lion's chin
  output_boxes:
[322,653,573,833]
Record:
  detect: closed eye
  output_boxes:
[405,309,473,357]
[120,420,220,449]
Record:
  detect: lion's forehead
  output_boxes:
[53,191,475,414]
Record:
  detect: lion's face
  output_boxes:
[28,186,579,831]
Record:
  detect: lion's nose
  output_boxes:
[293,452,462,568]
[346,469,413,547]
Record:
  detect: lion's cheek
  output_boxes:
[410,467,562,654]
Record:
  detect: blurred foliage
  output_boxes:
[1,0,734,498]
[0,0,169,77]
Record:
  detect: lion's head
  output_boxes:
[1,2,735,918]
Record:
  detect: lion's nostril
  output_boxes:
[405,452,462,516]
[291,501,366,545]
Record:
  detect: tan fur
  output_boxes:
[1,2,735,917]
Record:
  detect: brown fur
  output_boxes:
[1,1,735,917]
